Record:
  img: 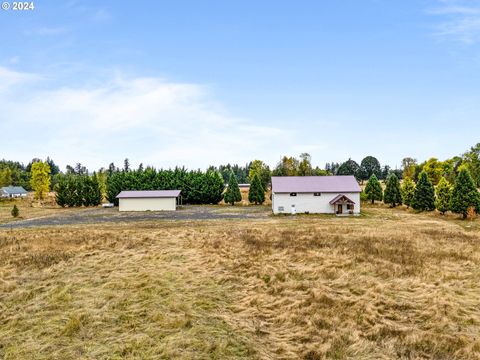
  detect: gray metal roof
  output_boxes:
[116,190,181,199]
[1,186,27,194]
[271,176,361,193]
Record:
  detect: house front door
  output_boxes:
[338,204,343,214]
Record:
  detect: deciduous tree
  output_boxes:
[360,156,381,182]
[298,153,313,176]
[422,158,443,185]
[272,156,299,176]
[0,168,12,187]
[248,160,271,190]
[401,157,417,180]
[30,161,51,200]
[337,158,360,180]
[462,143,480,187]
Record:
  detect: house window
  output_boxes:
[313,192,321,196]
[290,192,297,197]
[278,206,284,212]
[347,204,354,210]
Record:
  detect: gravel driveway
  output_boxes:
[0,205,271,229]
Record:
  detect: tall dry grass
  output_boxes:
[1,207,480,359]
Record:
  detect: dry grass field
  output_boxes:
[1,204,480,359]
[0,194,78,224]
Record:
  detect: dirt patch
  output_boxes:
[0,205,271,229]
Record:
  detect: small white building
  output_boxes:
[1,186,27,198]
[271,176,361,215]
[116,190,181,212]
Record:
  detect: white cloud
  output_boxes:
[0,67,296,171]
[0,67,38,91]
[430,0,480,44]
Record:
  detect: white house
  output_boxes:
[271,176,361,215]
[116,190,181,212]
[1,186,27,198]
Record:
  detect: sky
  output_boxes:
[1,0,480,171]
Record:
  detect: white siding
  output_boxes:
[119,197,176,212]
[272,192,360,214]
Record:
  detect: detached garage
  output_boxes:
[116,190,181,212]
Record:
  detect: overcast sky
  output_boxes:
[1,0,480,171]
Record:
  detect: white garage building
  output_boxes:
[116,190,181,212]
[271,176,361,215]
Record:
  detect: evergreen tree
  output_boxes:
[401,177,415,208]
[224,171,242,205]
[364,174,383,204]
[248,174,265,205]
[83,174,102,206]
[66,175,79,207]
[435,177,452,215]
[450,168,480,219]
[55,175,69,207]
[411,171,436,211]
[46,157,60,176]
[383,174,402,207]
[106,167,226,206]
[11,204,19,218]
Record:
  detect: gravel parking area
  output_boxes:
[0,205,271,229]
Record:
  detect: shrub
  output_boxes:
[11,204,19,218]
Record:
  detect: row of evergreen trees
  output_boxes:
[224,172,265,205]
[106,167,225,206]
[364,168,480,218]
[55,174,103,207]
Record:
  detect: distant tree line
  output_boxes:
[364,167,480,219]
[1,142,480,215]
[106,166,224,206]
[210,163,251,184]
[0,157,59,191]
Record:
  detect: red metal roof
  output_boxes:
[271,176,361,193]
[116,190,181,199]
